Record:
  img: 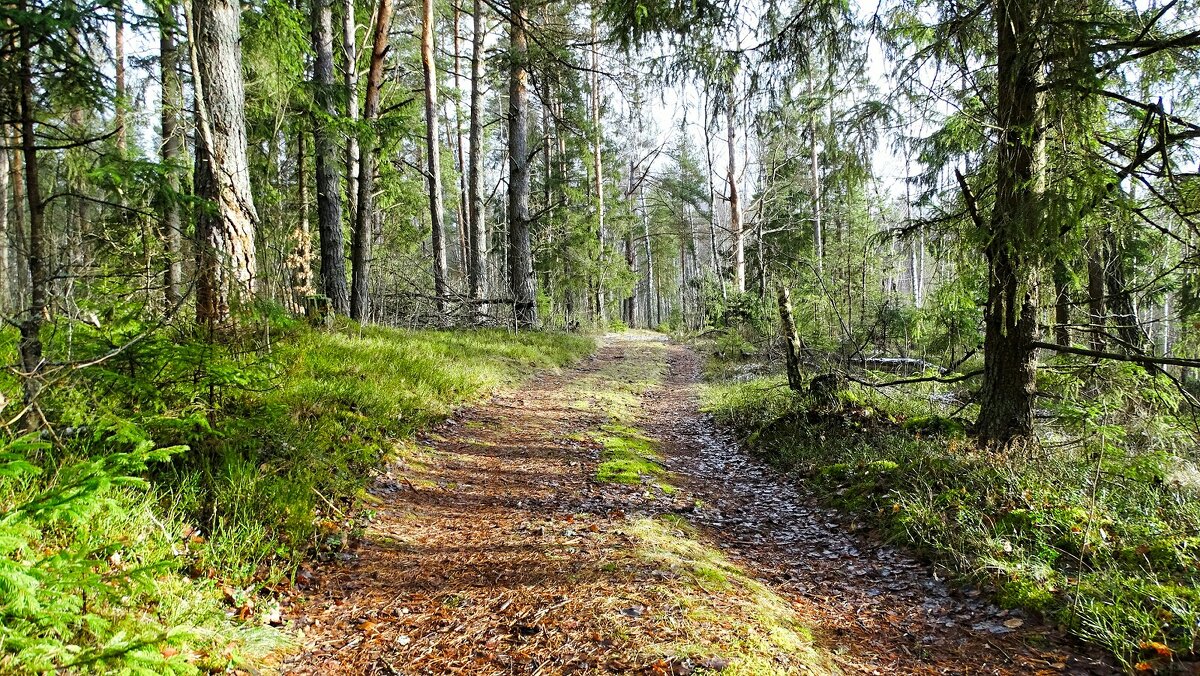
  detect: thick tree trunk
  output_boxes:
[161,12,185,306]
[310,0,349,313]
[343,0,360,224]
[191,0,259,325]
[975,0,1043,445]
[507,0,536,328]
[17,8,45,419]
[467,0,487,310]
[420,0,448,316]
[726,95,744,293]
[350,0,393,321]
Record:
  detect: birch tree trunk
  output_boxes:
[467,0,487,310]
[702,95,724,303]
[310,0,349,313]
[191,0,259,325]
[343,0,359,223]
[421,0,448,315]
[350,0,393,320]
[507,0,536,327]
[451,6,470,286]
[725,95,744,293]
[777,284,803,391]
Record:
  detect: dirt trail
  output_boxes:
[284,334,1114,675]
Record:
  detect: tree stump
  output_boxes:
[304,294,333,327]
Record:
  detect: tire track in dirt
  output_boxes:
[283,333,1114,675]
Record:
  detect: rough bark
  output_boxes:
[975,0,1044,445]
[161,10,185,306]
[191,0,259,325]
[507,0,536,328]
[420,0,448,316]
[467,0,487,310]
[17,7,45,419]
[310,0,349,313]
[351,0,393,321]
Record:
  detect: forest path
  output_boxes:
[283,333,1112,675]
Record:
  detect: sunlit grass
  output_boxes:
[621,515,833,674]
[592,423,668,487]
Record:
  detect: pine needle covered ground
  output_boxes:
[284,333,1104,674]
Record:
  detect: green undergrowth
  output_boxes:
[702,373,1200,670]
[622,514,832,674]
[0,313,592,673]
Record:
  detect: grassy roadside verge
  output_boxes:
[0,319,592,674]
[702,371,1200,672]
